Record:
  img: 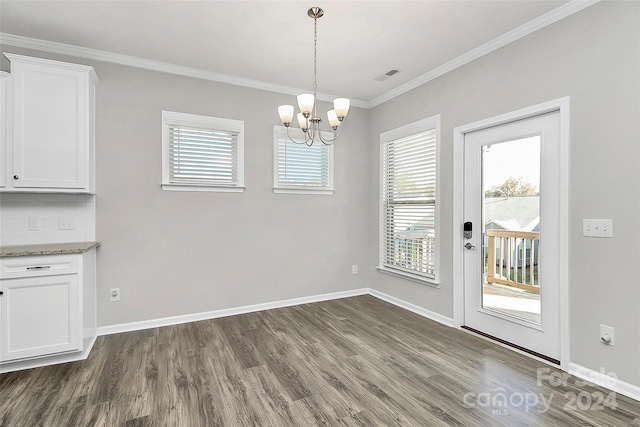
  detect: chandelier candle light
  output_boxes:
[278,7,350,146]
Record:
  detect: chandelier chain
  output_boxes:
[313,15,318,118]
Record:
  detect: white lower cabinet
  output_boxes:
[0,251,96,369]
[0,274,81,361]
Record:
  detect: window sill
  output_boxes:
[273,187,335,195]
[377,266,440,288]
[162,183,245,193]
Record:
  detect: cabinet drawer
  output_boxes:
[0,255,79,279]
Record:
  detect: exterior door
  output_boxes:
[463,111,561,362]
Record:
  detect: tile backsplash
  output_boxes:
[0,193,96,246]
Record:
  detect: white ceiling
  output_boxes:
[1,1,580,106]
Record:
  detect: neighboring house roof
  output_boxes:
[484,196,539,231]
[486,219,521,231]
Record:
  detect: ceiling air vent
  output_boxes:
[374,69,400,82]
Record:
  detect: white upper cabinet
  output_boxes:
[2,54,97,193]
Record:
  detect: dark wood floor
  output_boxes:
[1,295,639,426]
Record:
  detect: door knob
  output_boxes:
[464,243,475,249]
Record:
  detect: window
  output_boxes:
[379,115,440,284]
[162,111,244,192]
[273,126,334,195]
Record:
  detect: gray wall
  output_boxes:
[368,1,640,386]
[93,65,374,326]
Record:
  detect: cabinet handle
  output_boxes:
[13,175,19,180]
[26,265,51,270]
[0,291,3,296]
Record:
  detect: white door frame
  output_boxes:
[452,97,570,371]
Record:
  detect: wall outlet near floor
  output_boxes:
[58,217,76,230]
[28,216,40,231]
[110,288,121,302]
[351,264,358,275]
[600,324,615,346]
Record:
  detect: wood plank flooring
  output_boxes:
[1,295,639,426]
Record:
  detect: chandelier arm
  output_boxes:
[285,125,313,145]
[317,125,342,145]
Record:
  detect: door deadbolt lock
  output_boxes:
[464,222,472,239]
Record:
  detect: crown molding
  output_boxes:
[0,0,597,110]
[367,0,599,108]
[0,32,369,109]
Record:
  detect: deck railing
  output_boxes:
[486,229,540,293]
[389,233,435,275]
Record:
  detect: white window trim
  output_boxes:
[273,187,335,195]
[378,114,441,286]
[161,111,245,192]
[272,126,335,195]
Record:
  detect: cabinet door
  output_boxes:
[0,274,82,361]
[11,60,88,189]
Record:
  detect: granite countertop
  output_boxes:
[0,241,100,257]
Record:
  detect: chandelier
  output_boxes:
[277,7,350,146]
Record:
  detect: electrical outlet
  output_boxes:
[58,217,76,230]
[28,216,40,231]
[110,288,120,302]
[600,324,615,346]
[351,264,358,275]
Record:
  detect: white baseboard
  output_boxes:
[569,363,640,401]
[368,288,455,327]
[97,287,456,337]
[97,288,370,336]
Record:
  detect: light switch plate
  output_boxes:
[583,219,613,238]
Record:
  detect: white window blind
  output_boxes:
[381,118,439,282]
[273,126,334,194]
[169,126,238,184]
[162,112,244,192]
